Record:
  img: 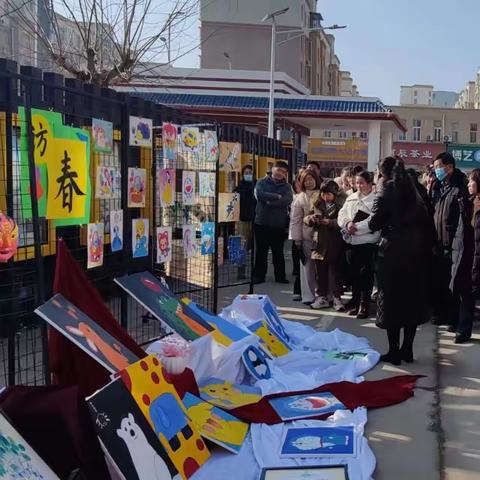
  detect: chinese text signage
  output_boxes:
[447,144,480,171]
[392,142,444,166]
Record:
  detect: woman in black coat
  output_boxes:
[369,157,432,365]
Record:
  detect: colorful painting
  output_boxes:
[248,320,291,358]
[87,222,104,269]
[129,116,153,148]
[200,222,215,255]
[180,127,200,156]
[182,393,249,454]
[204,131,219,164]
[219,142,241,172]
[0,211,19,262]
[242,345,271,381]
[269,393,346,421]
[218,193,240,222]
[132,219,149,259]
[198,378,261,410]
[156,226,172,264]
[182,224,197,259]
[0,411,61,480]
[198,172,215,198]
[128,168,146,208]
[228,235,245,265]
[87,378,179,480]
[96,166,121,199]
[323,351,369,361]
[92,118,113,153]
[182,171,196,205]
[162,123,178,161]
[114,272,214,342]
[159,169,176,207]
[259,465,349,480]
[263,300,291,345]
[279,426,356,458]
[119,355,210,479]
[110,210,124,252]
[35,294,140,373]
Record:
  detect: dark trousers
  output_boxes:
[292,243,301,295]
[432,253,457,324]
[387,326,417,353]
[314,257,343,298]
[451,291,474,337]
[254,224,286,281]
[346,244,376,305]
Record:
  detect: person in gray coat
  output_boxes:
[253,161,294,284]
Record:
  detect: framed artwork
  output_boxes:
[182,224,197,259]
[242,345,271,381]
[132,219,149,259]
[200,222,215,255]
[128,168,146,208]
[279,426,356,458]
[129,116,152,147]
[0,411,61,479]
[96,166,121,199]
[180,126,200,157]
[158,168,176,207]
[218,193,240,222]
[0,212,18,262]
[259,465,349,480]
[119,355,210,479]
[182,393,249,454]
[198,172,215,197]
[110,210,123,252]
[92,118,113,153]
[87,222,104,269]
[269,392,346,421]
[156,226,172,263]
[198,378,261,410]
[248,320,291,358]
[35,294,140,373]
[162,122,178,161]
[204,130,219,164]
[323,351,369,361]
[219,142,241,172]
[182,171,196,205]
[87,378,179,480]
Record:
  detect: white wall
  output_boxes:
[400,85,433,106]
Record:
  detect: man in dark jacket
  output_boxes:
[253,161,293,284]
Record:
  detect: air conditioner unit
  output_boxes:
[444,135,453,143]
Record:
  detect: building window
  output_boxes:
[414,90,418,96]
[413,119,421,141]
[434,120,442,142]
[359,132,368,139]
[324,130,332,138]
[414,98,418,104]
[399,132,406,141]
[351,132,357,138]
[339,131,347,139]
[452,131,459,143]
[429,91,432,97]
[471,123,478,143]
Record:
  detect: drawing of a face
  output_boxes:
[158,231,169,256]
[184,176,193,195]
[292,436,324,451]
[163,123,177,149]
[0,212,19,262]
[289,397,329,411]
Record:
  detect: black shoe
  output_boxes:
[276,278,289,284]
[348,307,359,316]
[356,301,369,320]
[400,348,414,363]
[447,325,456,333]
[254,278,265,285]
[380,351,402,366]
[344,299,357,310]
[454,334,471,344]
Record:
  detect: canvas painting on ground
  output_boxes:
[262,299,291,345]
[204,130,219,164]
[259,465,349,480]
[128,168,146,207]
[87,378,179,480]
[35,294,140,373]
[162,123,178,161]
[198,172,215,197]
[159,168,176,207]
[92,118,113,153]
[110,210,123,252]
[200,222,215,255]
[218,193,240,222]
[132,218,149,258]
[129,116,152,147]
[198,377,262,410]
[269,392,346,421]
[156,226,172,263]
[120,355,210,479]
[182,224,197,258]
[182,171,196,205]
[242,345,271,380]
[182,393,249,454]
[87,222,104,269]
[96,166,120,199]
[248,320,291,357]
[219,142,241,172]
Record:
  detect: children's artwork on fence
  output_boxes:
[242,345,271,380]
[218,237,224,266]
[87,378,179,480]
[162,123,178,161]
[248,320,291,358]
[198,378,262,410]
[198,172,216,197]
[182,224,197,258]
[219,142,241,172]
[92,118,113,153]
[128,168,146,207]
[323,351,369,361]
[228,235,245,265]
[87,222,104,269]
[279,426,356,458]
[132,219,149,258]
[0,411,61,480]
[156,226,172,263]
[159,168,176,207]
[218,193,240,222]
[96,166,121,199]
[35,294,140,373]
[119,355,210,479]
[269,392,346,421]
[182,171,196,205]
[180,126,200,157]
[0,211,19,262]
[129,116,153,148]
[110,210,123,252]
[204,130,219,164]
[182,393,249,454]
[200,222,215,255]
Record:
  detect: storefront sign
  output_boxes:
[447,144,480,171]
[308,138,368,164]
[392,142,444,166]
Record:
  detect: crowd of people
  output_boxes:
[245,153,480,366]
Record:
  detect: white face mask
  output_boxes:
[244,174,253,182]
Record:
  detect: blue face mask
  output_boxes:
[244,174,253,182]
[435,167,447,182]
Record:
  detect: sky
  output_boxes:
[171,0,480,105]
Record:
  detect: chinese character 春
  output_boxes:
[33,121,48,157]
[452,150,463,162]
[410,149,421,158]
[55,150,85,212]
[398,149,408,158]
[422,151,433,160]
[463,150,473,161]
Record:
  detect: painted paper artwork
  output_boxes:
[156,226,172,263]
[182,393,249,454]
[182,224,197,259]
[87,222,104,269]
[87,378,179,480]
[119,355,210,479]
[219,142,241,172]
[269,393,346,421]
[92,118,113,153]
[110,210,123,252]
[0,212,19,262]
[323,351,368,361]
[0,411,61,480]
[96,166,121,199]
[263,300,291,345]
[200,222,215,255]
[35,294,140,373]
[162,123,178,161]
[204,130,219,164]
[248,320,291,358]
[114,272,213,341]
[129,116,153,148]
[198,172,215,198]
[218,193,240,222]
[228,235,245,265]
[280,426,356,458]
[260,465,349,480]
[159,168,176,206]
[180,127,200,156]
[132,219,149,259]
[128,168,146,208]
[242,345,271,381]
[198,378,261,410]
[182,171,196,205]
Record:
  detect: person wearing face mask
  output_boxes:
[253,161,294,284]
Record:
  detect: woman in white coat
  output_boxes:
[289,170,320,304]
[338,171,380,319]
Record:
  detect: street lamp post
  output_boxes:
[166,10,187,65]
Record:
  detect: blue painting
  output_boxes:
[269,392,346,421]
[228,236,246,265]
[280,426,355,458]
[201,222,215,255]
[242,345,271,381]
[263,300,290,345]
